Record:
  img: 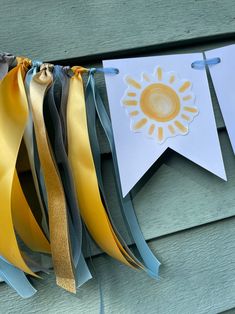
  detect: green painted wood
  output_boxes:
[1,1,235,312]
[1,218,235,313]
[1,0,235,62]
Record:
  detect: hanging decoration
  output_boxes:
[0,53,159,299]
[103,53,226,196]
[0,44,233,300]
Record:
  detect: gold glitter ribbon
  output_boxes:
[29,64,76,293]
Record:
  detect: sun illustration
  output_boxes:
[122,66,199,143]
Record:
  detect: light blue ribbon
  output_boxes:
[85,68,161,279]
[0,256,36,298]
[25,62,49,237]
[191,57,221,69]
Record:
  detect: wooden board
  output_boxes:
[1,0,235,62]
[1,218,235,314]
[1,1,235,313]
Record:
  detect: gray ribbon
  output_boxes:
[0,52,16,80]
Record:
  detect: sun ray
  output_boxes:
[143,73,151,82]
[148,124,155,135]
[169,75,175,84]
[127,92,137,97]
[133,118,148,130]
[157,127,163,141]
[157,67,162,81]
[168,124,175,134]
[123,100,138,106]
[174,120,188,133]
[183,95,192,101]
[183,106,198,113]
[129,110,139,117]
[181,114,190,121]
[126,76,141,89]
[179,81,191,93]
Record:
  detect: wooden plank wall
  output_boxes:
[1,1,235,313]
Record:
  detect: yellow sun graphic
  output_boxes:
[122,66,199,143]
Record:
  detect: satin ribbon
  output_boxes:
[24,62,49,238]
[191,57,221,69]
[0,55,40,296]
[0,256,36,298]
[85,68,161,278]
[29,63,76,292]
[12,171,50,253]
[43,65,91,287]
[0,58,49,276]
[11,59,50,254]
[66,67,141,268]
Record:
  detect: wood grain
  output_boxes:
[2,1,235,312]
[1,0,235,61]
[1,218,235,313]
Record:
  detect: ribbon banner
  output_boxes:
[103,53,226,196]
[0,55,161,301]
[0,43,235,304]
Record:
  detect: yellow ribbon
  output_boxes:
[12,170,50,253]
[9,59,50,254]
[0,59,43,276]
[29,64,76,293]
[67,68,141,268]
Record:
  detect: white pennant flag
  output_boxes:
[206,44,235,153]
[103,53,226,197]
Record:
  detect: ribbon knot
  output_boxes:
[40,63,54,72]
[89,67,119,75]
[16,57,32,70]
[63,66,74,78]
[32,60,42,69]
[89,68,97,75]
[72,66,88,75]
[0,52,16,66]
[33,63,53,85]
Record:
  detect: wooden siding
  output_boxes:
[1,1,235,313]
